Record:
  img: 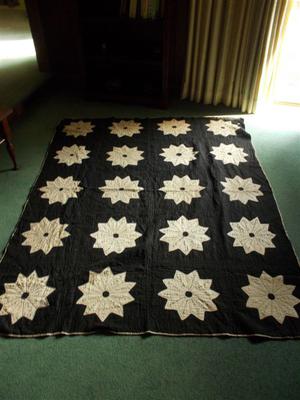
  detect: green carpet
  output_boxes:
[0,89,299,400]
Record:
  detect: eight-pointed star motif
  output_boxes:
[77,267,136,322]
[160,216,210,255]
[160,144,198,166]
[227,217,275,255]
[242,271,300,324]
[39,176,82,205]
[159,175,205,204]
[63,120,95,137]
[106,145,144,168]
[221,176,263,204]
[90,217,142,255]
[54,144,90,166]
[0,271,55,324]
[205,119,240,137]
[210,143,248,166]
[22,217,70,254]
[109,120,143,138]
[100,176,143,204]
[158,270,219,320]
[157,119,191,136]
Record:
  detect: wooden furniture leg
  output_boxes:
[2,118,18,170]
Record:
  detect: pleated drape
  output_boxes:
[181,0,289,113]
[258,0,293,105]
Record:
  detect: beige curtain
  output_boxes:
[181,0,290,113]
[258,0,293,106]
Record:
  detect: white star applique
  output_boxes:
[100,176,143,204]
[228,217,275,255]
[77,267,136,322]
[160,144,198,166]
[205,119,240,137]
[106,145,144,168]
[160,216,210,255]
[158,270,219,320]
[22,217,70,254]
[159,175,205,204]
[157,119,191,136]
[109,120,143,138]
[210,143,248,166]
[242,271,300,324]
[221,176,263,204]
[63,121,95,137]
[0,271,55,324]
[90,217,142,255]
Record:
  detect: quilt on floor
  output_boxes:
[0,117,299,338]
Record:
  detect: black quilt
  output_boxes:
[0,117,299,338]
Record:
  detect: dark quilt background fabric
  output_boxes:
[0,117,299,338]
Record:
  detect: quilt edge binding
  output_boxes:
[0,329,300,340]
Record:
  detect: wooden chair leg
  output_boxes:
[2,117,18,170]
